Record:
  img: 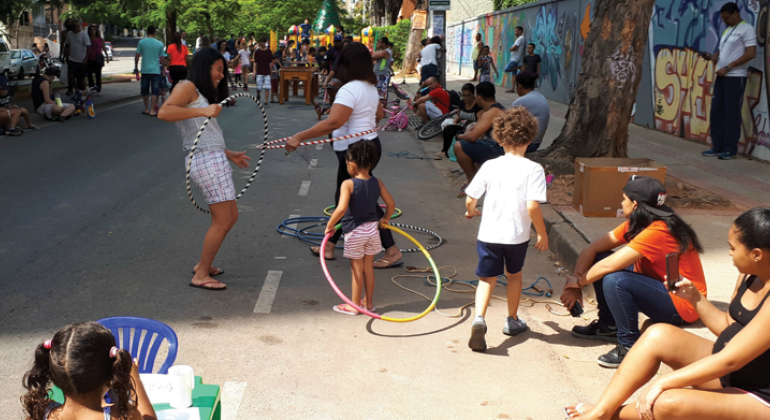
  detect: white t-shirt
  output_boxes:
[332,80,380,151]
[510,35,525,63]
[66,30,91,63]
[465,154,547,244]
[238,49,251,66]
[420,44,441,67]
[716,22,757,77]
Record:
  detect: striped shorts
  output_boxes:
[343,221,383,259]
[185,150,236,205]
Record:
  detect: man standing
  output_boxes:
[227,35,237,56]
[504,26,525,93]
[135,26,166,116]
[471,33,483,82]
[195,33,204,53]
[253,38,274,105]
[66,20,91,95]
[701,2,757,160]
[300,18,312,40]
[520,43,541,77]
[411,76,450,124]
[511,71,549,153]
[181,31,188,46]
[419,36,443,84]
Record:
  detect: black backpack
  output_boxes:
[447,90,462,110]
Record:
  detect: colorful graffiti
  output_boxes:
[531,5,564,90]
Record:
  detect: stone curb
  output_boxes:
[541,204,588,273]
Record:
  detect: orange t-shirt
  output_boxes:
[611,220,707,323]
[166,44,189,67]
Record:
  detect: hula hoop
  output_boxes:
[256,127,383,150]
[320,224,442,322]
[185,92,268,213]
[323,204,402,219]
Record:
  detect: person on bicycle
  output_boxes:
[411,76,449,126]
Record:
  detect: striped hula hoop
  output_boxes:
[256,127,383,150]
[185,92,268,214]
[389,222,443,253]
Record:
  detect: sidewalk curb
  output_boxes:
[542,204,587,273]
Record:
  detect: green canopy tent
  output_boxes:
[312,0,342,33]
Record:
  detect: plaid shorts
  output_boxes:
[185,150,236,205]
[256,75,271,90]
[343,221,383,259]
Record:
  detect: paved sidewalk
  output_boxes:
[402,73,770,339]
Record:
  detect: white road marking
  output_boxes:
[308,159,318,169]
[283,214,300,238]
[316,143,323,151]
[254,271,283,314]
[298,180,311,196]
[221,381,248,420]
[273,256,287,260]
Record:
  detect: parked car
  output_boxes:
[9,49,39,79]
[103,42,113,60]
[0,39,11,78]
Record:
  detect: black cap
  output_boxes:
[622,176,674,217]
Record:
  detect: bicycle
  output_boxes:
[417,109,458,140]
[70,87,97,119]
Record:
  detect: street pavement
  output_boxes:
[0,90,624,419]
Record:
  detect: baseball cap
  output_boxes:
[622,176,674,217]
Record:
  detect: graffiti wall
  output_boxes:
[447,0,770,159]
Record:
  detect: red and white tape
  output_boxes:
[257,127,383,150]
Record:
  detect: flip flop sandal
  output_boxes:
[191,268,224,276]
[359,300,376,312]
[189,281,227,291]
[332,304,360,316]
[141,111,150,115]
[563,403,586,418]
[310,246,336,260]
[373,260,404,269]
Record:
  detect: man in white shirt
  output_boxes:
[419,36,443,84]
[504,26,525,93]
[195,33,204,53]
[181,31,188,46]
[701,2,756,160]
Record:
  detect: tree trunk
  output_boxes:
[534,0,655,174]
[400,0,426,74]
[166,9,177,46]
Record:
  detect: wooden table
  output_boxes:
[279,67,319,105]
[51,376,221,420]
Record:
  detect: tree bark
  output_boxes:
[534,0,655,174]
[400,0,426,74]
[165,9,177,46]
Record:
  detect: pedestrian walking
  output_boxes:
[504,26,524,92]
[86,25,109,95]
[181,30,188,46]
[252,38,274,104]
[238,42,251,90]
[701,2,757,160]
[65,19,91,95]
[217,41,236,90]
[167,31,189,91]
[477,45,498,83]
[158,48,251,291]
[134,25,166,116]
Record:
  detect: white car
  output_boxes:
[9,49,39,79]
[0,39,11,78]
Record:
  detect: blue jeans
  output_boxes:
[710,76,747,155]
[504,60,519,74]
[592,252,685,347]
[140,73,161,96]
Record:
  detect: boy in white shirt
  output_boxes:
[464,107,549,351]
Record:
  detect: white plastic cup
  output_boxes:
[167,365,195,408]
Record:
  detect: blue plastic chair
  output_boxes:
[98,316,178,374]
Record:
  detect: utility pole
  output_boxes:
[427,0,449,87]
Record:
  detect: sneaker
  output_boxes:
[571,319,618,342]
[6,128,23,137]
[502,315,528,336]
[701,148,721,157]
[468,316,487,351]
[718,151,736,160]
[597,343,631,368]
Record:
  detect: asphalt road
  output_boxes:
[0,95,620,419]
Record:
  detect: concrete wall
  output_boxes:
[447,0,770,160]
[446,0,496,23]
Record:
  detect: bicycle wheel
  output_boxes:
[417,116,446,140]
[87,103,96,119]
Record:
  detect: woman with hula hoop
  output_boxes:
[286,42,403,269]
[159,48,251,291]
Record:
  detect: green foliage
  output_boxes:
[493,0,539,12]
[373,19,410,62]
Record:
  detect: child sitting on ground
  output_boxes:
[21,321,156,420]
[326,140,395,315]
[464,107,549,351]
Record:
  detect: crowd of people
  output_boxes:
[14,4,770,419]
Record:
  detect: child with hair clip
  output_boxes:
[325,140,395,315]
[21,321,156,420]
[465,107,549,351]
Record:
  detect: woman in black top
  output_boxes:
[439,83,483,158]
[564,207,770,420]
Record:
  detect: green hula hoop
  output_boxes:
[324,204,402,219]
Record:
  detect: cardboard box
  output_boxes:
[573,158,666,217]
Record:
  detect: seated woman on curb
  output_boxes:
[564,207,770,420]
[438,82,483,159]
[560,176,706,368]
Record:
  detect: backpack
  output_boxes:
[448,90,462,110]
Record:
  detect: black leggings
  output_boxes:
[86,60,103,92]
[169,66,188,91]
[328,137,395,250]
[442,125,464,154]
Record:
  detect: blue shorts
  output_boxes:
[420,64,438,83]
[140,73,161,96]
[476,240,529,277]
[460,139,504,165]
[504,60,519,74]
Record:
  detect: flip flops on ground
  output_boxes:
[373,259,403,269]
[191,267,224,276]
[332,304,360,315]
[563,403,587,418]
[189,280,227,291]
[310,246,336,260]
